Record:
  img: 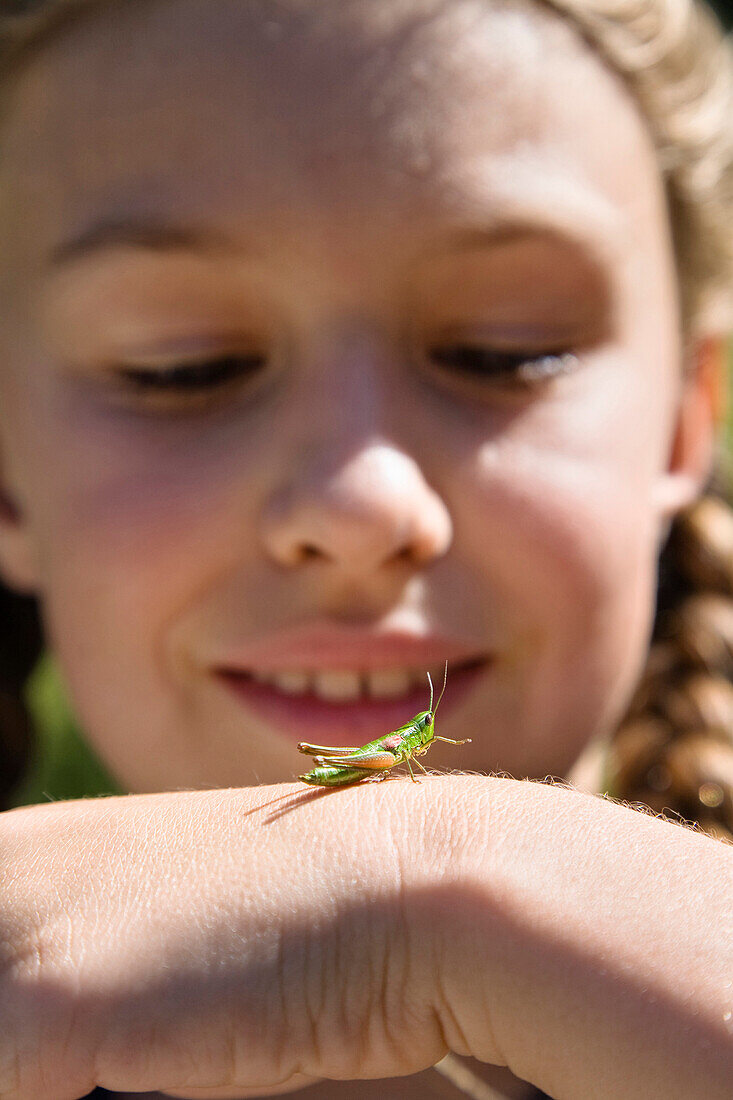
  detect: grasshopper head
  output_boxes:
[414,710,434,745]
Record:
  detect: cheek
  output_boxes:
[461,440,657,636]
[13,404,280,735]
[444,382,667,763]
[18,408,282,789]
[30,401,273,594]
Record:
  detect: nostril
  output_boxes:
[390,545,416,565]
[299,543,324,561]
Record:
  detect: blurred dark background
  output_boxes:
[711,0,733,25]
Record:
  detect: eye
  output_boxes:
[104,352,269,412]
[115,354,266,392]
[427,344,579,387]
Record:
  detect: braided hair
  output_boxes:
[0,0,731,840]
[607,471,733,839]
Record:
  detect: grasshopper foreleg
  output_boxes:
[411,755,430,776]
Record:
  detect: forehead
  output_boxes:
[0,0,662,280]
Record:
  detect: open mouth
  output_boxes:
[216,656,489,745]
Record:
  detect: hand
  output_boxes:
[2,776,731,1100]
[1,778,498,1099]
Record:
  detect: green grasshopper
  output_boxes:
[298,663,471,787]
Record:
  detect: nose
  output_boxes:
[260,442,453,575]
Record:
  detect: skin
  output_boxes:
[0,1,727,1097]
[3,779,732,1100]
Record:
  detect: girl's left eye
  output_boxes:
[426,344,580,387]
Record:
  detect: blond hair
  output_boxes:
[547,0,733,338]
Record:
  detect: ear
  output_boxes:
[0,480,41,595]
[653,335,728,519]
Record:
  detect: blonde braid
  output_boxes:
[607,473,733,841]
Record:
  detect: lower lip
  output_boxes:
[217,661,488,745]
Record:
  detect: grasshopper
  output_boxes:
[298,663,471,787]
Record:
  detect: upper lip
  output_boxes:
[213,625,488,675]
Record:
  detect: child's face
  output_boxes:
[0,0,710,791]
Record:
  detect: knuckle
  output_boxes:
[0,918,93,1099]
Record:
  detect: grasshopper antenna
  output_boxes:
[433,660,448,718]
[427,670,434,713]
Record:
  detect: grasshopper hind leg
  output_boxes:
[404,756,420,783]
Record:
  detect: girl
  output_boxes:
[0,1,731,1098]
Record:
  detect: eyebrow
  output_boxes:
[49,217,240,269]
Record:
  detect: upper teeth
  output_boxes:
[249,666,446,702]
